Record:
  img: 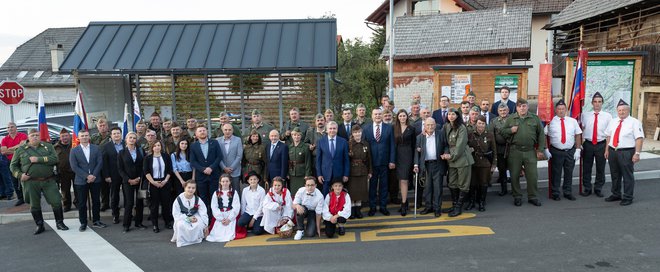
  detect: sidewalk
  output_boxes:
[2,141,660,225]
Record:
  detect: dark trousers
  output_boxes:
[196,177,219,218]
[172,172,192,200]
[100,179,110,208]
[122,182,144,227]
[149,180,173,227]
[608,147,635,200]
[109,177,122,217]
[11,173,23,201]
[58,172,76,207]
[583,140,606,193]
[324,217,346,238]
[75,182,101,225]
[550,146,576,197]
[423,161,443,210]
[295,207,318,237]
[388,169,398,202]
[369,165,389,209]
[496,149,507,183]
[0,162,15,197]
[237,212,264,234]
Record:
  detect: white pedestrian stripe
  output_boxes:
[45,219,143,272]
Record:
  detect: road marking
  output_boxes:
[347,213,476,228]
[360,225,495,242]
[225,232,357,247]
[45,219,143,272]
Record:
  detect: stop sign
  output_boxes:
[0,81,26,105]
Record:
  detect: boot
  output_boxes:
[349,207,356,219]
[449,191,466,217]
[478,186,487,212]
[53,207,69,230]
[498,178,508,196]
[31,210,45,235]
[442,188,459,213]
[355,207,364,219]
[400,202,408,217]
[464,188,476,211]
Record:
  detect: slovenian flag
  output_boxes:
[37,90,50,142]
[72,91,88,147]
[122,103,129,139]
[569,49,587,119]
[132,94,141,130]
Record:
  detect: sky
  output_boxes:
[0,0,384,66]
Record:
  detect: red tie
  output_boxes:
[592,113,598,145]
[560,117,566,144]
[612,119,623,148]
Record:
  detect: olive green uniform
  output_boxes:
[491,115,510,190]
[10,142,62,210]
[348,140,372,202]
[53,141,76,209]
[242,143,266,184]
[444,124,474,192]
[500,112,545,200]
[304,128,325,176]
[354,117,371,126]
[90,132,110,146]
[287,142,312,192]
[280,120,310,144]
[242,123,275,143]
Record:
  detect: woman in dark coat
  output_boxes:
[467,115,497,212]
[347,125,372,219]
[117,132,146,233]
[242,129,266,187]
[143,141,174,233]
[393,109,415,216]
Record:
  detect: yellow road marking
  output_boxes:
[225,232,357,247]
[347,213,476,228]
[360,225,495,242]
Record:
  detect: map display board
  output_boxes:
[578,60,634,116]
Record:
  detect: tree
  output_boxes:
[228,74,265,100]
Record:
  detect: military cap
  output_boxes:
[60,128,69,134]
[315,113,324,120]
[592,92,603,100]
[356,103,366,109]
[251,109,262,116]
[517,98,528,105]
[470,106,480,112]
[498,103,508,109]
[555,99,566,107]
[467,91,476,97]
[28,128,38,135]
[617,99,629,106]
[291,127,301,134]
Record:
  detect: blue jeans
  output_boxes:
[0,162,15,197]
[76,182,101,225]
[237,212,264,235]
[369,165,389,209]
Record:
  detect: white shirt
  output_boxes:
[480,111,491,124]
[222,137,231,155]
[293,187,324,215]
[80,143,91,163]
[425,132,437,161]
[605,116,644,149]
[581,110,612,142]
[544,115,582,150]
[372,122,382,139]
[462,114,469,123]
[152,156,165,179]
[241,186,265,217]
[322,192,352,221]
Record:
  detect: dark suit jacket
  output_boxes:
[413,119,423,136]
[69,144,103,186]
[362,122,396,167]
[117,147,144,181]
[101,141,123,181]
[265,141,288,181]
[315,136,350,181]
[480,111,497,125]
[491,100,517,115]
[432,109,449,127]
[414,128,449,176]
[337,121,356,140]
[143,153,173,180]
[189,139,223,183]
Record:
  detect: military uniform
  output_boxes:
[287,141,312,192]
[163,134,191,155]
[501,107,545,205]
[280,120,310,145]
[354,117,371,127]
[90,132,110,146]
[490,114,510,195]
[242,123,275,143]
[467,129,496,211]
[91,132,111,210]
[444,120,474,217]
[304,128,325,177]
[53,141,76,210]
[10,140,68,233]
[242,142,266,185]
[348,140,372,203]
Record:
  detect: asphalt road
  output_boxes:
[2,178,659,272]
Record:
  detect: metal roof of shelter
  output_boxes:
[59,19,337,75]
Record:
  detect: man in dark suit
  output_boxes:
[362,108,396,216]
[491,86,517,115]
[316,121,350,195]
[265,130,289,183]
[432,95,450,127]
[69,129,106,231]
[101,127,124,224]
[189,126,222,210]
[337,108,356,140]
[479,99,497,126]
[414,107,432,136]
[413,118,449,217]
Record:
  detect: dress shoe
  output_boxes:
[0,195,6,200]
[355,208,364,219]
[123,227,130,233]
[527,199,542,206]
[379,208,390,216]
[514,198,522,206]
[579,190,592,197]
[594,191,604,198]
[153,226,160,233]
[420,207,434,215]
[135,224,147,230]
[56,222,69,231]
[63,206,71,212]
[564,194,576,201]
[349,207,356,219]
[33,224,45,235]
[14,199,25,206]
[478,202,485,212]
[400,202,408,217]
[605,195,622,202]
[6,195,13,200]
[166,223,173,229]
[551,195,561,201]
[434,211,441,217]
[367,208,376,216]
[113,216,120,224]
[338,226,346,236]
[79,225,87,232]
[92,221,108,228]
[619,199,633,206]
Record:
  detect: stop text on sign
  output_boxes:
[0,80,26,105]
[0,88,24,98]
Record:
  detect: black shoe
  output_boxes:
[564,194,576,201]
[368,208,376,216]
[153,226,160,233]
[434,210,441,217]
[79,225,87,232]
[594,191,604,198]
[31,210,45,235]
[391,198,401,205]
[605,195,622,202]
[56,222,69,231]
[619,199,633,206]
[14,199,25,206]
[113,216,120,224]
[379,208,390,216]
[53,207,68,230]
[478,202,485,212]
[135,224,147,230]
[0,195,6,200]
[514,198,522,206]
[33,224,45,235]
[123,227,130,233]
[166,223,173,229]
[448,192,466,217]
[355,208,364,219]
[580,190,592,197]
[498,184,508,196]
[464,200,475,211]
[338,226,345,236]
[92,221,108,228]
[400,202,408,217]
[63,206,71,212]
[420,208,434,215]
[528,199,542,206]
[551,195,561,201]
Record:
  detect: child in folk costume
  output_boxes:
[322,179,352,238]
[171,181,208,247]
[238,171,266,235]
[260,177,293,234]
[292,177,323,240]
[206,174,241,242]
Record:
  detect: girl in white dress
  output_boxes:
[260,177,293,234]
[207,174,241,242]
[171,181,208,247]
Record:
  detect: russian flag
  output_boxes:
[72,91,88,147]
[37,90,50,142]
[132,94,141,130]
[122,103,129,139]
[569,49,587,119]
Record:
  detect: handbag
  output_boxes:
[137,178,149,199]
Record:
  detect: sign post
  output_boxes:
[0,81,26,122]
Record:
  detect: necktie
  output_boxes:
[442,111,447,121]
[330,138,335,156]
[375,124,381,142]
[612,119,623,148]
[346,124,350,133]
[592,113,598,145]
[560,117,566,144]
[270,144,276,159]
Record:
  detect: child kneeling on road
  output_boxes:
[322,179,352,238]
[238,171,266,235]
[292,176,323,240]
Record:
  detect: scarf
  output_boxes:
[268,188,287,206]
[216,190,234,212]
[329,191,346,215]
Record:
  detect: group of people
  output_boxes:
[0,88,645,246]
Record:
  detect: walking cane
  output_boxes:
[414,172,418,219]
